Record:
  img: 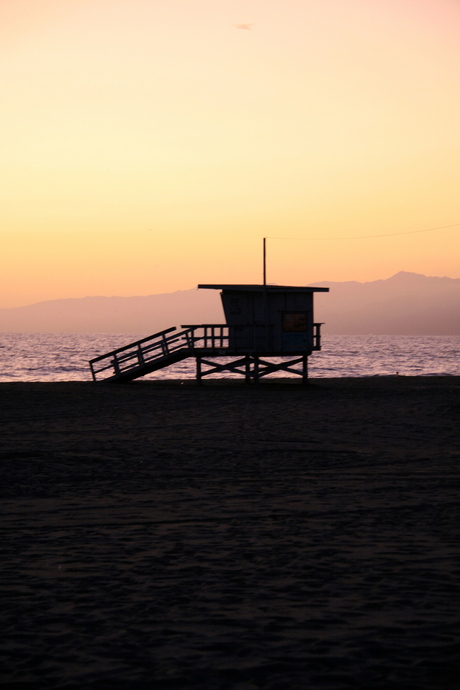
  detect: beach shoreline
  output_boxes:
[1,377,459,688]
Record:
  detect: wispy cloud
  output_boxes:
[234,24,253,30]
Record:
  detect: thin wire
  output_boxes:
[266,222,460,241]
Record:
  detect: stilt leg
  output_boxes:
[254,355,259,385]
[302,354,308,384]
[245,356,251,384]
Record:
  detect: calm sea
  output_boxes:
[0,333,458,382]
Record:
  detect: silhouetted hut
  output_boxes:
[198,284,327,353]
[89,283,329,383]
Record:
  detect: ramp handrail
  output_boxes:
[181,324,229,349]
[89,324,230,381]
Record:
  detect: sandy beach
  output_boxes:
[1,376,459,689]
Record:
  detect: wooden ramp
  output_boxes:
[89,325,229,382]
[89,323,323,383]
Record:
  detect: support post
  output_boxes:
[196,356,202,385]
[302,354,308,384]
[253,355,259,384]
[245,355,251,383]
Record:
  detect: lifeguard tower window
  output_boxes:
[283,313,308,332]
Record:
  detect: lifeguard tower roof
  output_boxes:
[198,284,329,292]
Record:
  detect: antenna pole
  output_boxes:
[263,237,266,285]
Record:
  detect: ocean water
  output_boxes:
[0,333,458,382]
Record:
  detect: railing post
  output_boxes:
[112,354,120,376]
[138,345,145,366]
[315,323,321,349]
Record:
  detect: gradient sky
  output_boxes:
[2,0,459,307]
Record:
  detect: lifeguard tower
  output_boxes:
[89,283,329,383]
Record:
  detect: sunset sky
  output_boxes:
[2,0,459,307]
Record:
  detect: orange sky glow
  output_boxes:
[1,0,459,307]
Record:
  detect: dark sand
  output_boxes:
[1,377,459,689]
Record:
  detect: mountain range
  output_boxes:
[0,272,458,335]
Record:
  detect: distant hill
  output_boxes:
[0,272,458,335]
[314,271,459,335]
[0,289,224,335]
